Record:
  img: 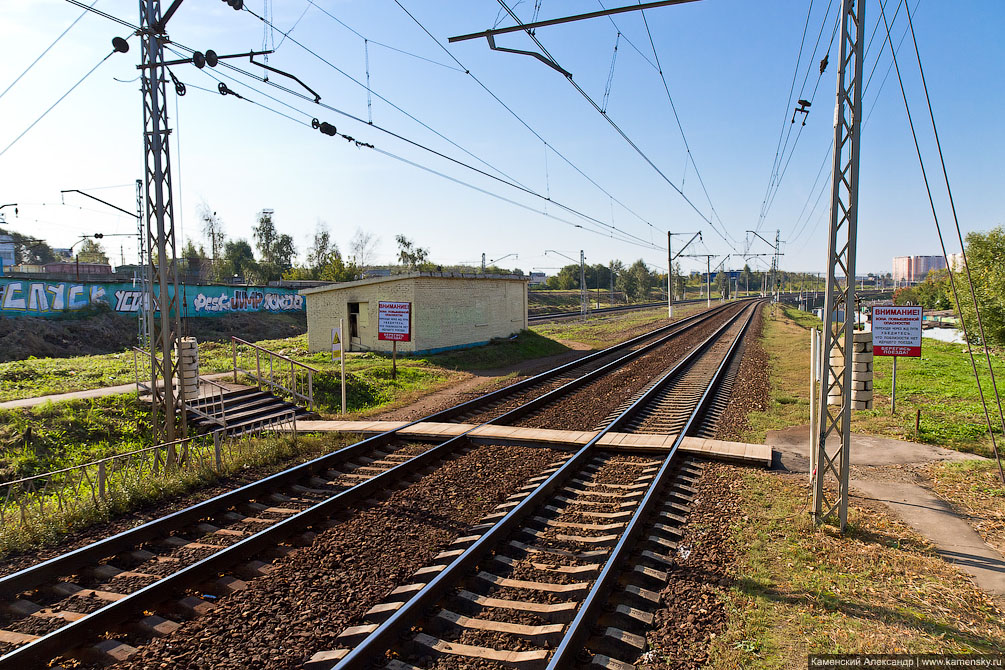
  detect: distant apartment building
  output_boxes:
[892,255,946,283]
[0,234,14,271]
[948,252,966,271]
[528,272,547,286]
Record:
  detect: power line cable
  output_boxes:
[898,1,1005,480]
[241,6,534,192]
[493,0,734,249]
[0,50,113,159]
[181,57,665,251]
[637,4,730,240]
[304,0,464,72]
[0,0,98,103]
[330,0,665,244]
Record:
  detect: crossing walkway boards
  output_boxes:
[294,420,773,467]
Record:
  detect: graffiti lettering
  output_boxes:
[1,279,305,319]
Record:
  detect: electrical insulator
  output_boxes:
[205,50,219,67]
[223,0,243,9]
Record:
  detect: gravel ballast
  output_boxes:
[107,442,562,670]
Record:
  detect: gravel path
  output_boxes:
[105,442,561,670]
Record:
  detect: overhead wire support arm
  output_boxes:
[60,189,139,219]
[250,55,321,102]
[447,0,700,43]
[485,34,570,77]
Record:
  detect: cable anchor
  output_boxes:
[217,82,243,99]
[792,99,811,125]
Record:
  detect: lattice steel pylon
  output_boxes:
[813,0,865,530]
[140,0,186,446]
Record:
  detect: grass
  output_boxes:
[0,432,354,558]
[926,458,1005,556]
[709,470,1005,667]
[740,304,1005,456]
[0,395,153,480]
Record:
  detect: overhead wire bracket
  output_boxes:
[250,55,320,102]
[485,34,571,77]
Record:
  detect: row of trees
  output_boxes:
[187,207,381,284]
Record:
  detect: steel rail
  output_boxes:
[331,303,753,669]
[0,304,738,667]
[546,304,756,667]
[0,303,722,599]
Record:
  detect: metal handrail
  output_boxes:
[231,336,317,409]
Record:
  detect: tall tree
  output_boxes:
[253,210,278,265]
[396,235,429,270]
[307,221,334,273]
[199,203,225,261]
[350,228,379,268]
[954,227,1005,346]
[77,239,108,264]
[221,239,256,281]
[0,227,57,265]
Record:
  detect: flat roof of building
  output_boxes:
[299,271,528,296]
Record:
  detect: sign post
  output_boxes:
[331,319,346,414]
[378,301,412,380]
[872,305,923,415]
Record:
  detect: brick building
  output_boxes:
[891,255,946,283]
[300,272,528,355]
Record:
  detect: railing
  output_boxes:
[185,376,231,428]
[0,410,298,532]
[231,336,317,409]
[133,348,230,427]
[132,346,153,398]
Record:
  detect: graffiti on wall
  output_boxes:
[0,281,107,314]
[191,289,304,314]
[0,279,305,319]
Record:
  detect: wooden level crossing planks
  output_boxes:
[294,420,773,467]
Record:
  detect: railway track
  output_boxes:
[0,302,750,668]
[317,302,758,669]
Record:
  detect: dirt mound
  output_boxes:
[0,312,307,363]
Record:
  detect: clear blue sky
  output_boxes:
[0,0,1002,277]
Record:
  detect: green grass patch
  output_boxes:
[740,305,1005,456]
[0,395,153,480]
[709,470,1005,667]
[0,352,143,402]
[423,330,570,371]
[0,432,351,558]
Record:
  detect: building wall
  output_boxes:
[304,276,528,355]
[892,255,947,283]
[305,278,415,354]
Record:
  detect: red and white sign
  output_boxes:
[378,301,412,342]
[872,305,923,357]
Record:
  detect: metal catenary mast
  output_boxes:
[813,0,866,530]
[139,0,187,446]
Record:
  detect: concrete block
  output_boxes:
[853,331,873,342]
[854,352,874,363]
[852,389,874,401]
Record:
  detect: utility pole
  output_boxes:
[139,0,187,446]
[579,250,587,318]
[814,0,866,531]
[679,252,717,309]
[667,231,700,318]
[481,253,486,271]
[136,179,149,348]
[609,260,614,306]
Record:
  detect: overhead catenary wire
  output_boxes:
[334,0,666,246]
[903,1,1005,481]
[636,3,731,241]
[493,0,735,249]
[0,50,114,159]
[877,0,1005,483]
[0,0,99,103]
[789,0,921,252]
[240,5,536,193]
[180,59,665,251]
